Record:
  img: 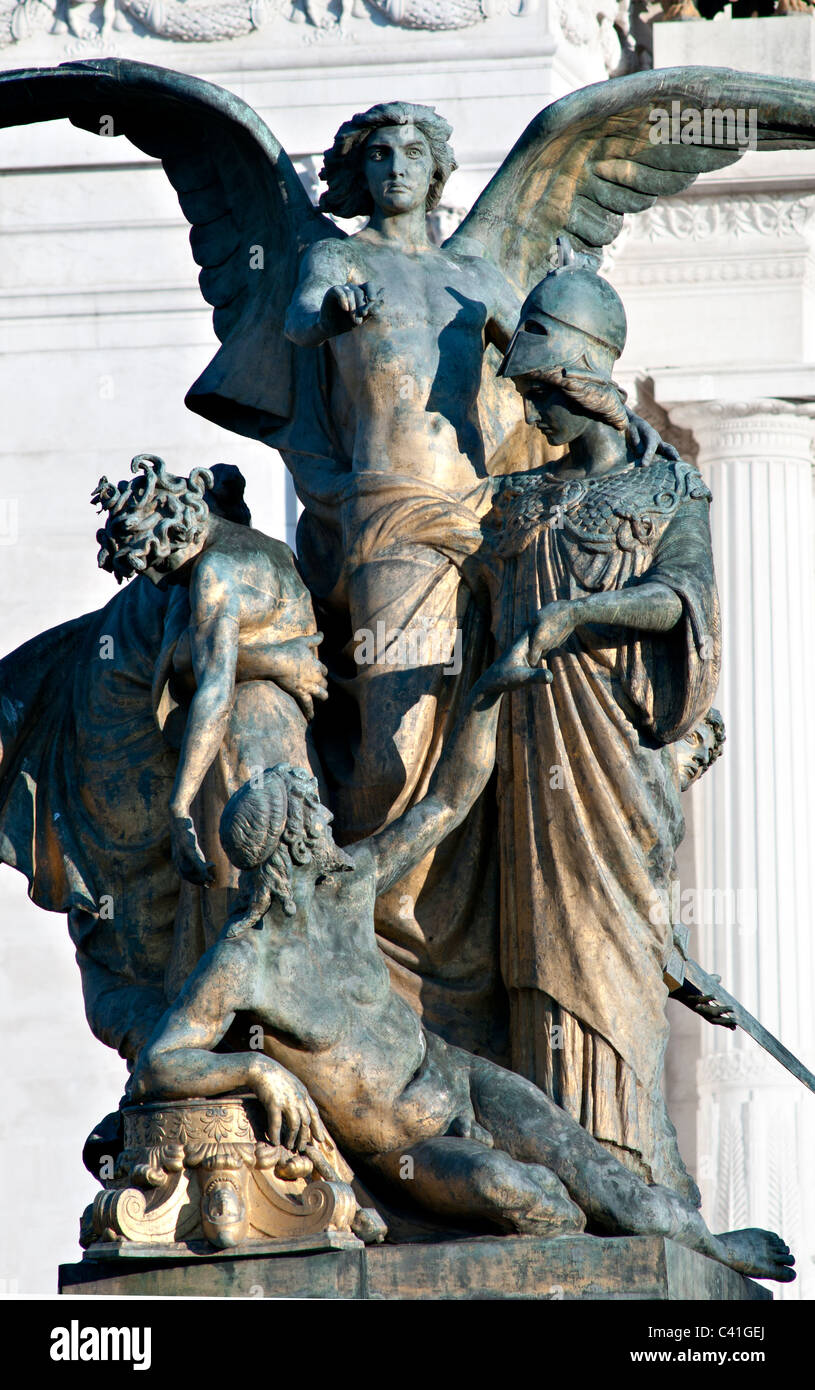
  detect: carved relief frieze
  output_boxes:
[0,0,539,50]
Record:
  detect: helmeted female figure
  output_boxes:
[489,247,720,1198]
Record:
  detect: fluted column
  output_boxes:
[668,399,815,1299]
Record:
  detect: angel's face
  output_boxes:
[517,379,590,445]
[363,125,434,215]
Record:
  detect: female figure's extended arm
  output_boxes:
[529,582,682,666]
[364,633,551,896]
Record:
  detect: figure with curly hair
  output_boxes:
[0,458,326,1061]
[93,455,328,895]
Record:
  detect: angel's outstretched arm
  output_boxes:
[284,239,365,346]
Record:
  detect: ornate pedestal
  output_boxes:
[81,1096,382,1255]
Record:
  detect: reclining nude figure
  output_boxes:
[129,638,794,1283]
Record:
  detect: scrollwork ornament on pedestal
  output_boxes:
[82,1096,380,1252]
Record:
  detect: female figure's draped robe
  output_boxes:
[486,456,720,1196]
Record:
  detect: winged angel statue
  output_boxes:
[2,61,815,1207]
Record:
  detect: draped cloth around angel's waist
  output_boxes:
[292,465,509,1058]
[486,460,720,1157]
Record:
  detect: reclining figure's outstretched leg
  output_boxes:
[367,1135,586,1238]
[465,1053,794,1283]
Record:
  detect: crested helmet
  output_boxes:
[499,237,627,385]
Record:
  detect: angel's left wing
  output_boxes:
[0,58,343,445]
[447,66,815,298]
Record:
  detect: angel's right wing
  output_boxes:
[0,57,344,444]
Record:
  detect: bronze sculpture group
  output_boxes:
[2,55,815,1286]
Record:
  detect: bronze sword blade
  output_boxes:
[683,957,815,1097]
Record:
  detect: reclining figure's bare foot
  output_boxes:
[594,1176,796,1284]
[712,1229,796,1283]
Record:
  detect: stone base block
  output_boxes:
[59,1233,772,1300]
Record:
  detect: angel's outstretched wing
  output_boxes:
[447,66,815,298]
[0,58,343,443]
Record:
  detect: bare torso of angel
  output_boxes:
[288,234,515,488]
[284,117,518,491]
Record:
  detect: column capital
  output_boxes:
[666,398,815,465]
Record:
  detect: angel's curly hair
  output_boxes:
[92,455,214,584]
[220,765,350,932]
[319,102,457,219]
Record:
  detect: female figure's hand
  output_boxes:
[478,629,554,701]
[625,408,680,467]
[529,598,582,666]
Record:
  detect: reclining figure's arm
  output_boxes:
[366,630,552,897]
[128,936,323,1151]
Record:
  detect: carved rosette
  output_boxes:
[82,1095,383,1252]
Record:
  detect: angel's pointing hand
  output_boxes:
[319,282,383,334]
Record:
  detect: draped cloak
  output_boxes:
[484,457,720,1187]
[0,580,179,1059]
